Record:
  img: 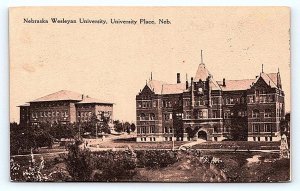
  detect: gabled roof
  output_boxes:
[147,80,165,94]
[253,73,278,89]
[146,80,186,95]
[76,97,113,105]
[218,79,256,91]
[30,90,83,102]
[161,83,186,95]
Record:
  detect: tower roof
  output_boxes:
[194,63,211,82]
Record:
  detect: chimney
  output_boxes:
[185,73,188,89]
[177,73,181,84]
[81,94,84,99]
[191,77,194,107]
[223,78,226,86]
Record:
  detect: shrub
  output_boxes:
[65,143,137,181]
[136,150,178,169]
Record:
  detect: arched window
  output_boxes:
[264,109,272,118]
[139,113,146,120]
[252,109,259,118]
[149,113,155,120]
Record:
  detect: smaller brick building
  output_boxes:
[18,90,113,126]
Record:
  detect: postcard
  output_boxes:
[9,6,290,182]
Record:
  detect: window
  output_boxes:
[164,113,170,120]
[56,111,60,117]
[52,111,55,117]
[40,112,43,117]
[152,101,157,108]
[186,111,191,119]
[238,111,246,117]
[184,100,189,106]
[164,127,169,133]
[137,102,142,108]
[169,127,173,134]
[150,126,155,133]
[203,110,208,118]
[141,126,146,134]
[241,97,245,104]
[252,109,259,118]
[65,111,68,117]
[213,110,218,118]
[48,111,51,117]
[142,102,146,108]
[264,109,272,118]
[264,124,272,132]
[253,124,260,132]
[249,96,254,103]
[139,113,146,120]
[224,111,230,119]
[268,95,275,102]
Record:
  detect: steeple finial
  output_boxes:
[186,73,188,81]
[151,72,152,80]
[262,64,264,73]
[201,50,204,64]
[278,67,280,73]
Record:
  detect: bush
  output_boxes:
[136,150,178,169]
[65,140,94,181]
[65,143,137,181]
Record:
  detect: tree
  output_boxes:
[114,120,124,132]
[130,123,136,132]
[124,122,131,134]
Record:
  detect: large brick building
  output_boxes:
[136,55,285,142]
[18,90,113,126]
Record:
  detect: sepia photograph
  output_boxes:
[9,6,290,182]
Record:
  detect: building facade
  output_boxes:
[136,59,285,142]
[18,90,113,126]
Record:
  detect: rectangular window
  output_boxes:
[213,110,218,118]
[150,126,155,133]
[137,102,142,108]
[264,124,272,132]
[186,111,191,119]
[253,124,260,132]
[202,110,208,118]
[224,111,230,119]
[152,101,157,108]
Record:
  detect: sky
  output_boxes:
[9,6,290,123]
